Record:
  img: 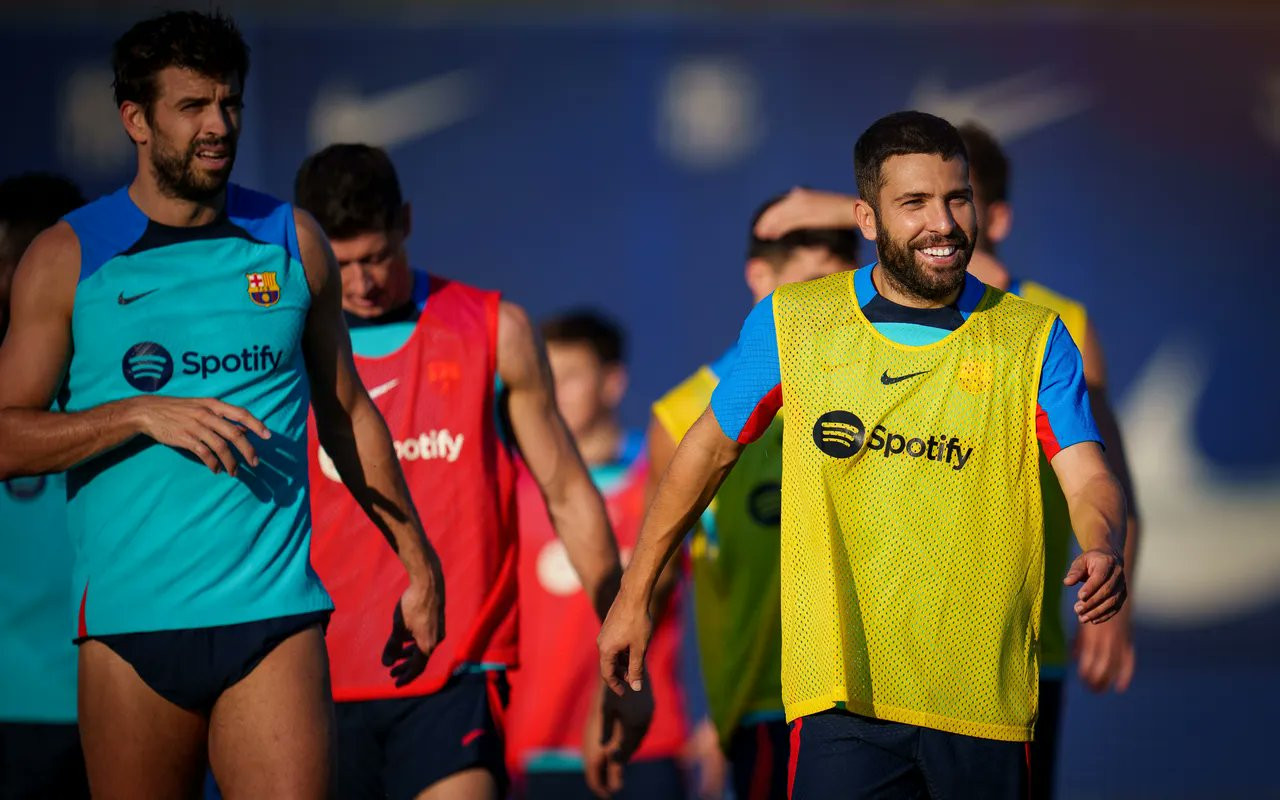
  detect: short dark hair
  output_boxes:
[294,144,405,239]
[748,193,859,267]
[854,111,968,210]
[0,173,85,266]
[541,310,625,366]
[957,122,1009,205]
[112,11,250,110]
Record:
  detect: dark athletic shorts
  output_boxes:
[1030,677,1064,800]
[520,757,686,800]
[0,721,90,800]
[79,610,330,712]
[788,709,1029,800]
[336,671,509,800]
[729,718,790,800]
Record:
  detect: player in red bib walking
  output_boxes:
[506,312,690,799]
[295,146,649,800]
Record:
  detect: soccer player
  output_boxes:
[0,12,446,799]
[295,147,645,800]
[599,111,1128,799]
[506,311,689,799]
[0,173,89,799]
[755,123,1142,798]
[648,198,858,800]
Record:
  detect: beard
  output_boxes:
[876,218,975,303]
[150,132,236,202]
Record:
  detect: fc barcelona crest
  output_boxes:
[246,272,281,307]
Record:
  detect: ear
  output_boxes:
[984,200,1012,244]
[120,101,149,146]
[602,364,628,411]
[853,197,878,243]
[399,202,413,240]
[744,258,776,302]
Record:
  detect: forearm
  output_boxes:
[1090,390,1140,576]
[546,475,622,621]
[620,417,740,604]
[318,394,436,581]
[0,400,141,478]
[1064,471,1127,559]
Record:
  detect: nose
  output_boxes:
[926,198,956,236]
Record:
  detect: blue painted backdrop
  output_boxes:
[3,13,1277,798]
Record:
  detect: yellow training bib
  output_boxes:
[773,271,1056,742]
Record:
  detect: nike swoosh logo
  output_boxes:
[908,69,1090,143]
[308,69,480,151]
[117,289,158,305]
[368,379,400,400]
[880,370,929,385]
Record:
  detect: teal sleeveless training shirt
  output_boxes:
[61,185,332,636]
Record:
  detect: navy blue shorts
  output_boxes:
[729,718,790,800]
[336,672,508,800]
[80,610,330,712]
[788,710,1029,800]
[520,758,686,800]
[1030,678,1063,800]
[0,721,90,799]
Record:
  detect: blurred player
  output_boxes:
[506,311,688,799]
[296,146,645,800]
[0,173,88,799]
[649,197,858,800]
[756,123,1142,799]
[600,111,1128,799]
[0,12,446,799]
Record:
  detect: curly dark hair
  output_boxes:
[112,11,250,111]
[854,111,967,212]
[294,144,406,239]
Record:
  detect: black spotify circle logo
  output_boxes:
[122,342,174,392]
[812,411,865,458]
[747,482,782,526]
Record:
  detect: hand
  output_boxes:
[681,717,728,800]
[1064,548,1126,624]
[584,677,655,798]
[132,396,270,476]
[1074,603,1136,693]
[382,571,446,687]
[597,591,652,696]
[753,187,856,240]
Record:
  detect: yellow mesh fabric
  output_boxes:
[773,271,1056,741]
[1015,280,1089,671]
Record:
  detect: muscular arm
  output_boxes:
[1050,441,1128,624]
[295,209,443,673]
[600,408,744,692]
[0,224,269,479]
[499,300,622,621]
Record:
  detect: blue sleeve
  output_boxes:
[1036,318,1102,458]
[709,295,783,443]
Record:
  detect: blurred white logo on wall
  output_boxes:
[1257,71,1280,150]
[910,68,1090,142]
[1122,342,1280,625]
[308,69,480,152]
[59,65,133,176]
[658,56,763,170]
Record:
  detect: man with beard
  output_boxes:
[598,111,1128,799]
[0,12,446,799]
[0,173,89,800]
[755,123,1142,799]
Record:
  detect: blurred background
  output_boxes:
[3,1,1278,797]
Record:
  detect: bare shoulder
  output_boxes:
[11,221,81,313]
[291,207,336,296]
[496,299,543,386]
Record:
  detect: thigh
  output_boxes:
[917,728,1028,800]
[0,722,90,800]
[207,624,334,800]
[78,639,208,800]
[385,674,507,800]
[1030,678,1063,800]
[789,712,926,800]
[729,720,791,800]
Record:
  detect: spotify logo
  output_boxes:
[812,411,865,458]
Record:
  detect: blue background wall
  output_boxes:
[3,12,1277,797]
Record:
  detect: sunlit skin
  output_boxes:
[328,225,416,318]
[854,154,978,307]
[121,67,243,224]
[745,244,852,302]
